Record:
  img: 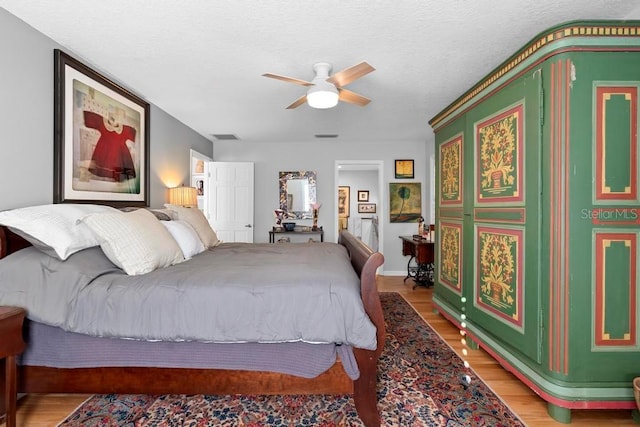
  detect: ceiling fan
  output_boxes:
[262,61,375,109]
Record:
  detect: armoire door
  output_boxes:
[462,69,543,364]
[435,115,466,315]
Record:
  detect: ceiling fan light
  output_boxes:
[307,82,339,109]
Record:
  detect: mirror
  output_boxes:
[279,171,316,219]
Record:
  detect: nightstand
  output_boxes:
[0,307,26,427]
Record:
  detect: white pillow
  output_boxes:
[0,203,119,260]
[80,208,185,275]
[164,204,221,248]
[161,220,205,259]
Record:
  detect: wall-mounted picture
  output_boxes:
[53,49,150,206]
[389,182,422,222]
[194,179,205,196]
[194,159,205,174]
[395,159,415,179]
[357,190,369,202]
[358,203,376,213]
[190,149,211,179]
[338,186,350,217]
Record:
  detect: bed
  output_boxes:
[0,206,385,427]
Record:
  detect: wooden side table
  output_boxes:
[399,235,435,289]
[0,307,26,427]
[269,226,324,243]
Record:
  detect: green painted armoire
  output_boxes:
[429,21,640,423]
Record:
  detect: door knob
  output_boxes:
[245,224,252,228]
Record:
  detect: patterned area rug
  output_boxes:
[58,292,524,426]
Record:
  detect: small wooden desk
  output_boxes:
[399,236,435,289]
[269,226,324,243]
[0,307,26,427]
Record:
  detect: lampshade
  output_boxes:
[168,186,198,207]
[307,81,339,109]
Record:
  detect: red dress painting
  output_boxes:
[84,110,137,182]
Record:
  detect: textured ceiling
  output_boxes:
[1,1,639,144]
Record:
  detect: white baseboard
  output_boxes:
[380,271,405,276]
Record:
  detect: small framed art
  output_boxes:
[338,186,350,217]
[394,159,414,179]
[358,203,376,214]
[389,182,422,222]
[357,190,369,202]
[193,179,205,196]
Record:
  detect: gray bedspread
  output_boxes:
[0,242,377,350]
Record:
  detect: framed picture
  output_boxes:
[53,49,150,206]
[389,182,422,223]
[193,178,205,196]
[357,190,369,202]
[190,149,212,180]
[338,186,350,217]
[395,159,414,179]
[358,203,376,213]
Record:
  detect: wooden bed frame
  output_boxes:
[0,227,385,426]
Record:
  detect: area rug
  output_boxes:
[58,292,524,426]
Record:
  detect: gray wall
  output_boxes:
[0,8,212,210]
[214,139,434,274]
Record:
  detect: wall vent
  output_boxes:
[211,134,239,140]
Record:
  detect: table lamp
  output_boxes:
[168,186,198,207]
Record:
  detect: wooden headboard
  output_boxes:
[0,226,32,259]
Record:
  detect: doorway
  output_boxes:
[334,160,384,254]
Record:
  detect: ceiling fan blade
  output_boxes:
[262,73,314,87]
[327,61,375,87]
[286,94,308,109]
[338,88,371,106]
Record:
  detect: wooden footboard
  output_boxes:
[0,227,385,426]
[339,230,386,427]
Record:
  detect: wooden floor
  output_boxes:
[3,275,638,426]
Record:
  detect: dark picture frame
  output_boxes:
[389,182,422,222]
[338,186,350,217]
[54,49,150,206]
[394,159,415,179]
[358,203,376,214]
[357,190,369,202]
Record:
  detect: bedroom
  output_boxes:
[1,1,640,426]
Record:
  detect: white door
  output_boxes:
[207,162,254,243]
